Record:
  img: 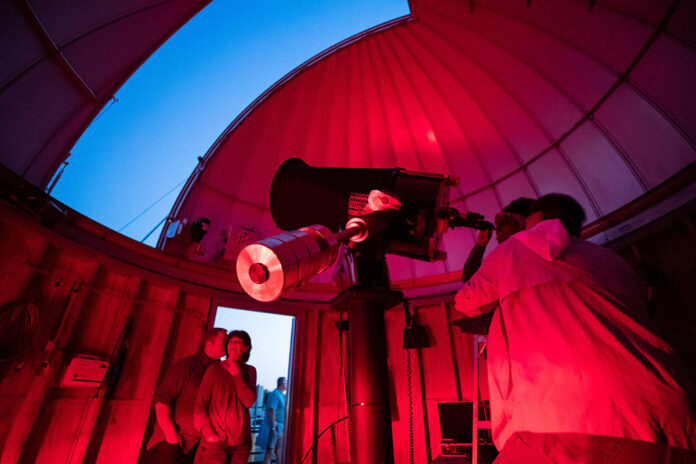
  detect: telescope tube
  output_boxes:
[236,223,365,302]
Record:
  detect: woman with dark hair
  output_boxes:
[194,330,257,464]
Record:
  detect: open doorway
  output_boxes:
[213,306,294,464]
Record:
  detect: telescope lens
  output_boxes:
[236,225,338,302]
[249,263,269,284]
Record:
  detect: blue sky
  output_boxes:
[51,0,409,246]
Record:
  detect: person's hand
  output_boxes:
[226,360,241,376]
[476,228,492,246]
[204,432,222,443]
[164,429,180,445]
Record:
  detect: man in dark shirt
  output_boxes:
[194,330,257,464]
[141,328,227,464]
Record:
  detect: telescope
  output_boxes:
[236,158,492,301]
[235,159,494,464]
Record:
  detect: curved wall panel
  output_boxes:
[0,0,212,187]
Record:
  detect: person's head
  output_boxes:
[494,197,534,243]
[277,376,287,392]
[526,193,586,237]
[202,328,227,360]
[226,330,252,363]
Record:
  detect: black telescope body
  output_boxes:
[241,159,477,464]
[270,158,455,262]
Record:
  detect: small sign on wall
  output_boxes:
[61,355,109,387]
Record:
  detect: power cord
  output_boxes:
[338,309,352,461]
[299,415,350,464]
[403,299,418,464]
[406,347,415,464]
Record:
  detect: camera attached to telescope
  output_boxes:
[236,158,492,301]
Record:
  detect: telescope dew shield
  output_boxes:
[271,158,397,232]
[270,158,456,262]
[236,225,339,302]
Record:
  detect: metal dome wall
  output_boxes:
[1,3,696,463]
[163,0,696,296]
[0,0,212,188]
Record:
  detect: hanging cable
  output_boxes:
[340,309,352,431]
[118,178,186,233]
[333,247,354,461]
[406,347,415,464]
[299,415,350,464]
[92,96,119,122]
[141,215,168,243]
[334,306,351,462]
[45,159,69,195]
[403,299,416,464]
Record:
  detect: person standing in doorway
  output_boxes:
[194,330,257,464]
[261,376,287,464]
[141,328,227,464]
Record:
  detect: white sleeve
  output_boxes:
[454,247,502,316]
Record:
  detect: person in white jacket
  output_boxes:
[455,193,696,463]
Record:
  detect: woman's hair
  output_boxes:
[227,330,252,362]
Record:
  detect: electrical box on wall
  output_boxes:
[218,225,257,263]
[61,355,109,387]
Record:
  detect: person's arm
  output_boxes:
[455,245,502,317]
[153,361,185,444]
[265,391,279,425]
[232,365,257,408]
[154,403,180,444]
[265,405,276,425]
[194,367,221,443]
[461,230,491,283]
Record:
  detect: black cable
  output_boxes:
[337,308,351,461]
[406,348,415,464]
[141,215,167,243]
[118,178,186,233]
[299,415,350,464]
[402,299,416,464]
